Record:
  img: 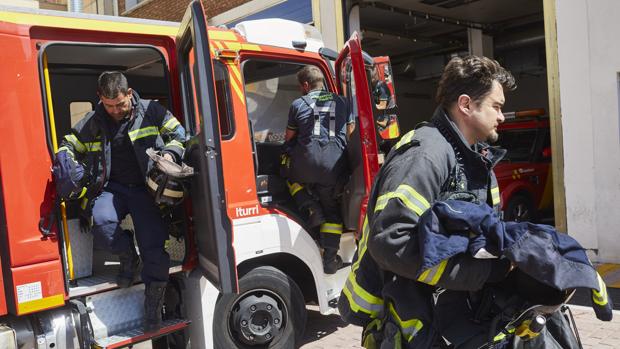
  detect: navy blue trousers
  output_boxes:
[91,181,169,283]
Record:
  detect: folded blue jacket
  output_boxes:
[416,199,613,321]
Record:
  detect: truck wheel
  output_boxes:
[504,194,535,222]
[214,266,307,348]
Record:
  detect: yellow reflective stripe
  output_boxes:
[387,302,423,342]
[160,117,180,133]
[417,259,448,285]
[375,184,430,216]
[593,273,609,306]
[287,181,304,196]
[166,139,185,150]
[342,215,385,317]
[491,186,500,205]
[80,197,89,210]
[388,122,399,138]
[342,271,384,316]
[64,134,86,153]
[493,327,515,342]
[352,217,370,273]
[128,126,158,141]
[320,222,343,235]
[394,130,415,150]
[85,141,101,152]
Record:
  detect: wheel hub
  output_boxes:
[232,293,284,345]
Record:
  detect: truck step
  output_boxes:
[93,318,190,348]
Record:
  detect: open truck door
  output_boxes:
[336,32,380,236]
[177,0,238,294]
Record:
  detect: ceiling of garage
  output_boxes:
[358,0,544,71]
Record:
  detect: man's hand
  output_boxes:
[162,153,174,162]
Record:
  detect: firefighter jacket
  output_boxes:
[338,107,506,348]
[54,92,185,213]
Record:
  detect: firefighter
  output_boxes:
[339,56,517,347]
[283,65,355,274]
[53,71,185,332]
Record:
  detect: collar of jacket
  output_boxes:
[431,108,505,169]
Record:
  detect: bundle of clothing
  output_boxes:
[416,199,612,348]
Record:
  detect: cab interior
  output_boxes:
[41,43,187,297]
[241,58,365,235]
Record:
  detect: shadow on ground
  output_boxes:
[300,305,357,346]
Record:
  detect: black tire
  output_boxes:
[504,194,536,222]
[213,266,307,348]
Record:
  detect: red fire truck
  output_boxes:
[0,2,398,347]
[495,109,553,222]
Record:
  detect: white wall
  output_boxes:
[556,0,620,262]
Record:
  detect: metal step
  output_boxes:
[85,284,189,349]
[93,318,190,349]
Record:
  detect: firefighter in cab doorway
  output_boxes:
[282,65,355,274]
[53,71,186,332]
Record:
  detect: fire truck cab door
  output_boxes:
[336,32,379,232]
[176,0,238,294]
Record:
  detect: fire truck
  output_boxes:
[0,1,398,348]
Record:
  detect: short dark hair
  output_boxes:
[436,55,516,108]
[97,71,129,99]
[297,65,324,89]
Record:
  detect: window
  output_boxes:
[243,60,324,144]
[496,129,538,162]
[69,101,93,127]
[213,61,234,139]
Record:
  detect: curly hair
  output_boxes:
[436,55,516,108]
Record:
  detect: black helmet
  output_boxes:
[146,148,194,206]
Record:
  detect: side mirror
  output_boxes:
[377,113,400,140]
[542,146,552,159]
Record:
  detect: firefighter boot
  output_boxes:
[116,233,139,288]
[144,281,167,332]
[323,248,343,274]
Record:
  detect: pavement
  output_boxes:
[300,305,620,348]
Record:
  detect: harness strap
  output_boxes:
[301,94,337,139]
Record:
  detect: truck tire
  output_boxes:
[213,266,307,348]
[504,194,535,222]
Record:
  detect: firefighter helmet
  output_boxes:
[145,148,194,206]
[146,166,186,206]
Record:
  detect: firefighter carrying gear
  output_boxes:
[54,91,185,285]
[338,107,509,348]
[54,91,185,219]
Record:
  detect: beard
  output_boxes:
[487,130,499,143]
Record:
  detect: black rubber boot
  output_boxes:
[116,232,139,288]
[144,281,167,333]
[323,248,343,274]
